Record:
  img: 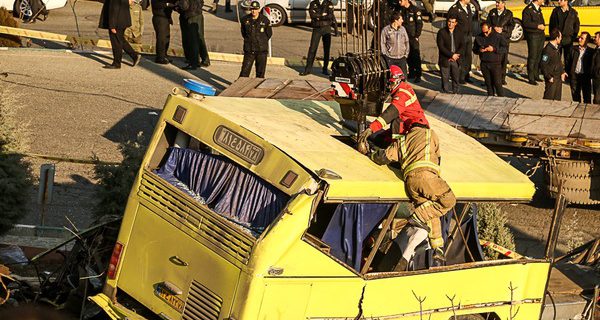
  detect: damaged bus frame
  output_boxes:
[87,82,567,320]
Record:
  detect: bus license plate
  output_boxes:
[155,284,185,313]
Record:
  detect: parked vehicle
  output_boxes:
[482,0,600,42]
[258,0,374,27]
[0,0,66,21]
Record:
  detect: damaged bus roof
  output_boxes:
[194,96,535,202]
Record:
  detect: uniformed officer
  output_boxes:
[448,0,474,84]
[541,29,567,100]
[239,1,272,78]
[486,0,514,84]
[593,32,600,104]
[522,0,545,85]
[300,0,336,76]
[152,0,175,64]
[400,0,423,83]
[549,0,579,70]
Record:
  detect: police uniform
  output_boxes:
[447,1,474,83]
[366,82,457,254]
[486,7,514,83]
[522,2,545,84]
[151,0,175,63]
[125,0,144,44]
[592,46,600,104]
[400,3,423,82]
[549,5,579,70]
[239,13,272,78]
[301,0,336,76]
[540,42,564,100]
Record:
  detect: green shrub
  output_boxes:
[93,133,147,219]
[477,203,516,260]
[0,8,21,47]
[0,87,31,235]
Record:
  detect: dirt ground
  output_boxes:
[0,48,598,260]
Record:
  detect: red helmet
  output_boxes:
[389,65,405,82]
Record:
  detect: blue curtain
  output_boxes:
[321,203,392,271]
[155,147,290,234]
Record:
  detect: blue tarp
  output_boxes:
[155,147,290,235]
[321,203,392,271]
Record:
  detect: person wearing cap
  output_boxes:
[357,66,456,267]
[299,0,337,76]
[239,1,272,78]
[486,0,514,85]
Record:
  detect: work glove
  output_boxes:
[357,128,372,155]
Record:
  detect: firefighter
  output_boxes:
[357,65,457,265]
[400,0,423,83]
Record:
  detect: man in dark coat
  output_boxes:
[522,0,545,85]
[568,32,593,103]
[400,0,423,83]
[549,0,579,70]
[486,0,514,84]
[300,0,336,76]
[593,32,600,104]
[448,0,474,84]
[473,22,507,96]
[541,28,567,100]
[437,16,463,93]
[239,1,272,78]
[152,0,175,64]
[99,0,141,69]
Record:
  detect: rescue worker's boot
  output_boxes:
[432,247,446,267]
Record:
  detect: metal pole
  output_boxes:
[37,164,55,227]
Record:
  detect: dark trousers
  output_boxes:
[187,14,210,67]
[459,34,473,82]
[441,60,460,93]
[407,38,422,80]
[179,15,191,63]
[480,62,504,97]
[544,77,562,100]
[385,56,408,76]
[239,51,268,78]
[594,77,600,104]
[501,43,510,81]
[561,42,573,72]
[305,26,331,71]
[108,28,137,66]
[152,15,171,61]
[526,33,545,82]
[570,73,592,103]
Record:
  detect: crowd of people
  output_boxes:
[97,0,600,103]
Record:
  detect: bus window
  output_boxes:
[148,123,291,237]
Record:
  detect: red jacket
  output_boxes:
[369,82,429,135]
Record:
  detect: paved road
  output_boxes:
[22,0,530,65]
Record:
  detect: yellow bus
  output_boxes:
[90,85,551,320]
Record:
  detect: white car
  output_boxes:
[429,0,496,14]
[258,0,373,27]
[0,0,67,21]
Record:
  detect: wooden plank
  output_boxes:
[219,77,260,97]
[423,93,458,121]
[506,114,579,137]
[511,99,576,117]
[256,78,286,90]
[576,118,600,140]
[468,96,513,131]
[444,94,487,127]
[571,103,600,120]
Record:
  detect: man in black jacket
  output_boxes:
[300,0,336,76]
[568,32,592,103]
[541,29,567,100]
[486,0,513,84]
[448,0,474,84]
[177,0,209,70]
[152,0,175,64]
[99,0,141,69]
[522,0,545,85]
[400,0,423,83]
[437,16,463,93]
[239,1,272,78]
[473,22,507,96]
[593,32,600,104]
[549,0,579,70]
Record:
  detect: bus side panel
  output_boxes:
[118,205,242,320]
[361,261,550,319]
